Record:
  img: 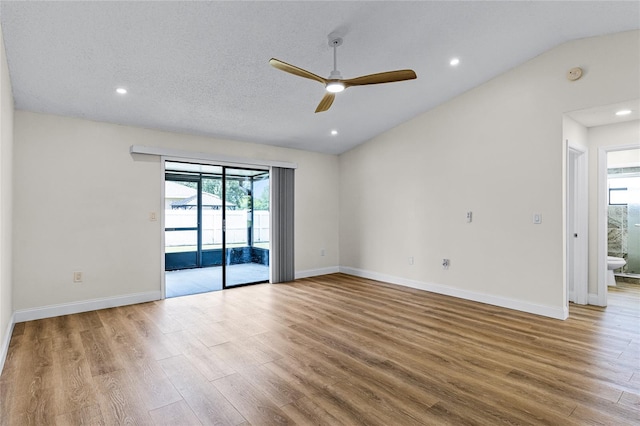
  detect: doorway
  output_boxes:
[597,145,640,306]
[164,161,270,297]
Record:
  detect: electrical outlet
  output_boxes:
[408,256,414,265]
[149,212,157,221]
[466,211,473,223]
[442,259,450,269]
[73,271,83,283]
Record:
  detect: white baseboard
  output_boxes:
[295,266,340,280]
[13,291,162,323]
[0,312,16,375]
[340,266,568,320]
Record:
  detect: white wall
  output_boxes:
[13,111,339,313]
[608,147,640,168]
[587,120,640,297]
[338,30,639,319]
[563,116,589,151]
[0,25,15,368]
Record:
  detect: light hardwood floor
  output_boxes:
[1,274,638,425]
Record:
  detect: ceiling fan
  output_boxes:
[270,36,417,113]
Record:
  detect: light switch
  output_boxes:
[533,213,542,224]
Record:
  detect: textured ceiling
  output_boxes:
[1,1,638,155]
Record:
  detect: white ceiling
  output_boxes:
[566,99,640,128]
[1,1,638,155]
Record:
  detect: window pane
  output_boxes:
[609,188,628,205]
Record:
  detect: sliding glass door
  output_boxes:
[164,161,269,297]
[224,168,270,287]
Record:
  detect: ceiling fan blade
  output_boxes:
[269,58,327,85]
[343,69,417,87]
[315,92,335,113]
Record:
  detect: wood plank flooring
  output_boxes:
[1,274,638,425]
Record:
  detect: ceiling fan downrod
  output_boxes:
[331,37,342,72]
[327,37,344,89]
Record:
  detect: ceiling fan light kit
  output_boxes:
[326,82,345,93]
[270,35,417,112]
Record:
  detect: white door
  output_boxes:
[567,146,588,305]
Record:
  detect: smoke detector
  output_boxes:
[567,67,583,81]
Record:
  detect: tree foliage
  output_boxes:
[254,186,269,211]
[175,176,268,211]
[179,178,251,210]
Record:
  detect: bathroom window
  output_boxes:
[609,187,628,205]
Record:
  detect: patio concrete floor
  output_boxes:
[165,263,269,298]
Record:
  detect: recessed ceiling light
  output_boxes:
[615,109,632,116]
[116,87,127,95]
[449,58,460,66]
[331,130,338,136]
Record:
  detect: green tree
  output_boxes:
[177,178,254,210]
[254,186,269,210]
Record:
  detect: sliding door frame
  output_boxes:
[222,166,271,289]
[161,157,271,297]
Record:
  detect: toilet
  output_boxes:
[607,256,626,286]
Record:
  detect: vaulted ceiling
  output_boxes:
[1,1,638,154]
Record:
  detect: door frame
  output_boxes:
[566,143,589,305]
[161,157,270,298]
[221,167,269,289]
